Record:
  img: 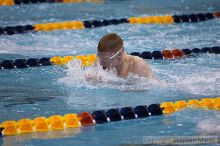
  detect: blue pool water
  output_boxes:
[0,0,220,145]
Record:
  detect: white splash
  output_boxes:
[58,60,165,91]
[175,70,220,95]
[59,59,220,94]
[152,62,220,95]
[197,116,220,135]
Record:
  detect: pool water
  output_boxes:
[0,0,220,145]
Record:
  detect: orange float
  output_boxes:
[77,112,94,126]
[172,49,185,58]
[162,50,173,59]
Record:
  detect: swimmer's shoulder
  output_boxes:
[127,54,146,67]
[126,54,143,73]
[127,54,154,78]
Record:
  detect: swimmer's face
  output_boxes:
[98,47,124,69]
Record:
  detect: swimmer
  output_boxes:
[97,33,154,79]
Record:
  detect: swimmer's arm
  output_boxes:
[85,73,102,81]
[85,62,103,82]
[132,57,154,79]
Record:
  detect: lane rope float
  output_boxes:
[0,12,219,35]
[0,54,97,69]
[0,97,219,137]
[0,46,219,70]
[0,0,103,6]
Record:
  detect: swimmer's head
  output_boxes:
[98,33,123,52]
[97,33,124,69]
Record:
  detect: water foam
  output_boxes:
[152,59,220,96]
[197,114,220,135]
[170,70,220,96]
[58,60,166,91]
[59,58,220,95]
